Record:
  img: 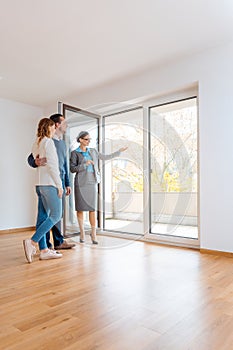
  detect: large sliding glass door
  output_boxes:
[62,95,199,247]
[149,97,198,241]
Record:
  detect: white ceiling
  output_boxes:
[0,0,233,107]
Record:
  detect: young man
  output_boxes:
[28,113,75,250]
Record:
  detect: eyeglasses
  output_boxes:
[82,138,91,141]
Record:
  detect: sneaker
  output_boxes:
[23,239,37,263]
[54,241,76,250]
[39,249,63,260]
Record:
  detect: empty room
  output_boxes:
[0,1,233,349]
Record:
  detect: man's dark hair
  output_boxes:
[50,113,63,124]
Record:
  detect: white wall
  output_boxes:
[0,98,43,230]
[45,41,233,253]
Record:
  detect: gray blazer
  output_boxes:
[70,148,121,185]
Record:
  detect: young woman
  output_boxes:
[23,118,63,262]
[70,131,127,244]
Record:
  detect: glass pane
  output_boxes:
[150,98,198,239]
[103,108,143,234]
[63,108,99,236]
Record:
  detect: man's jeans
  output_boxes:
[47,220,63,248]
[34,186,62,250]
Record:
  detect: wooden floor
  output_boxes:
[1,232,233,350]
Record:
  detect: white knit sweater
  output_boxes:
[32,137,62,189]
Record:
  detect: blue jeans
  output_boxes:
[33,186,62,250]
[47,221,63,248]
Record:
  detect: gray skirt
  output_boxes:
[74,172,97,211]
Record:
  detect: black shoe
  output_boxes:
[79,238,85,243]
[90,233,98,245]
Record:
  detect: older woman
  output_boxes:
[70,131,127,244]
